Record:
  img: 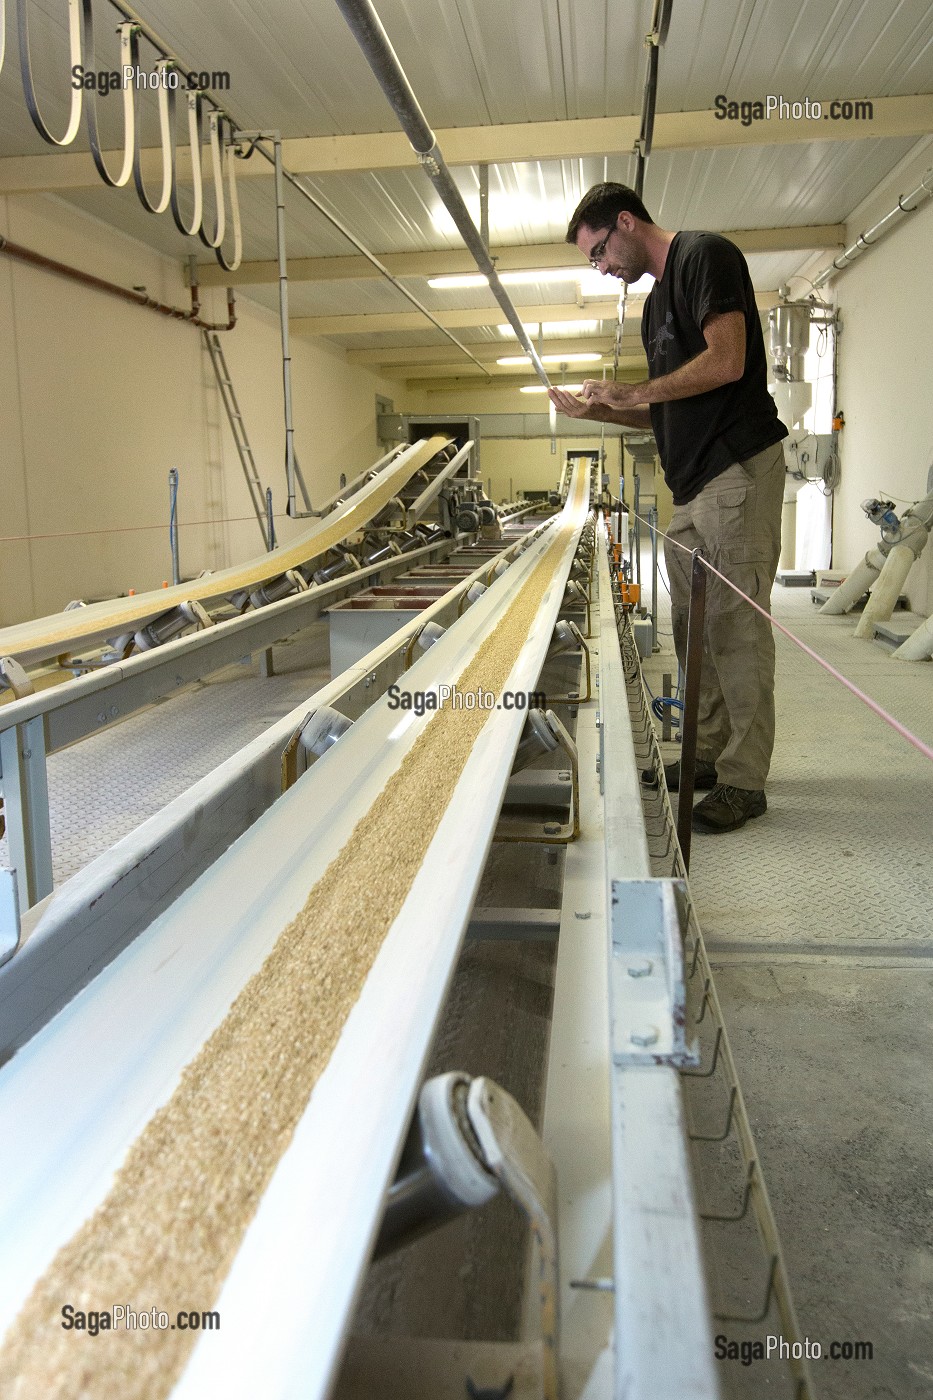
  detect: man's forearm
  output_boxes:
[602,348,741,409]
[585,402,653,430]
[640,348,740,403]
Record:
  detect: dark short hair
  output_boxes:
[565,183,654,244]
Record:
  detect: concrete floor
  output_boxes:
[643,584,933,1400]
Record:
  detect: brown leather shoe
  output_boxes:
[692,784,767,833]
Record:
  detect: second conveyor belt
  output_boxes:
[0,436,451,669]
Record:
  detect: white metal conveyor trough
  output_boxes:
[0,469,596,1400]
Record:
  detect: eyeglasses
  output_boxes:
[587,228,613,269]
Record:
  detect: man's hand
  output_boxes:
[548,383,654,431]
[547,386,593,419]
[581,379,649,410]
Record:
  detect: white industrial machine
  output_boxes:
[768,298,836,577]
[820,482,933,656]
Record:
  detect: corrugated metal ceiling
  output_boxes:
[0,0,931,363]
[56,134,921,264]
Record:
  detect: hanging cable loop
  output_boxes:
[132,56,173,214]
[82,6,136,187]
[168,85,205,237]
[213,128,242,271]
[17,0,84,146]
[0,0,7,78]
[198,110,227,249]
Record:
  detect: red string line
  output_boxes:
[0,518,270,543]
[634,510,933,766]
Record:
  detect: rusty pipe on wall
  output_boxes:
[0,235,236,331]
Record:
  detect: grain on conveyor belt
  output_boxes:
[0,481,586,1400]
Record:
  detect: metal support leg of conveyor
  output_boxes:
[0,718,53,920]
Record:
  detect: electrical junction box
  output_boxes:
[633,619,653,658]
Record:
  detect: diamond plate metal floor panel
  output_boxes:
[0,627,332,886]
[644,588,933,954]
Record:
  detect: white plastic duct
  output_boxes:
[853,543,917,638]
[893,612,933,661]
[819,548,886,614]
[822,488,933,621]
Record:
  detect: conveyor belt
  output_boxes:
[0,436,451,669]
[0,467,590,1400]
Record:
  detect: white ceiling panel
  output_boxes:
[0,0,930,359]
[657,0,933,109]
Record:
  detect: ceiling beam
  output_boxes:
[390,356,648,381]
[193,225,845,286]
[292,290,778,338]
[346,337,622,365]
[291,300,625,336]
[408,370,646,394]
[0,95,928,194]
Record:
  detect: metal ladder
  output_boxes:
[203,331,273,548]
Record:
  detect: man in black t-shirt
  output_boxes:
[549,183,788,834]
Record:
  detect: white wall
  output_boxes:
[0,194,394,627]
[813,148,933,616]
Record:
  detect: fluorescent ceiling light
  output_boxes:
[578,270,655,297]
[501,268,587,285]
[520,383,584,394]
[428,273,491,289]
[430,195,573,237]
[497,320,600,338]
[427,269,655,295]
[497,353,603,366]
[544,319,601,335]
[428,267,589,290]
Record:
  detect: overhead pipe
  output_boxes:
[0,233,235,330]
[622,0,672,367]
[226,125,488,519]
[272,134,302,518]
[812,165,933,288]
[244,135,491,381]
[332,0,552,389]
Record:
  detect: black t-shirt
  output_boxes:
[641,231,787,504]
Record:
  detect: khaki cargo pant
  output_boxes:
[664,440,785,791]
